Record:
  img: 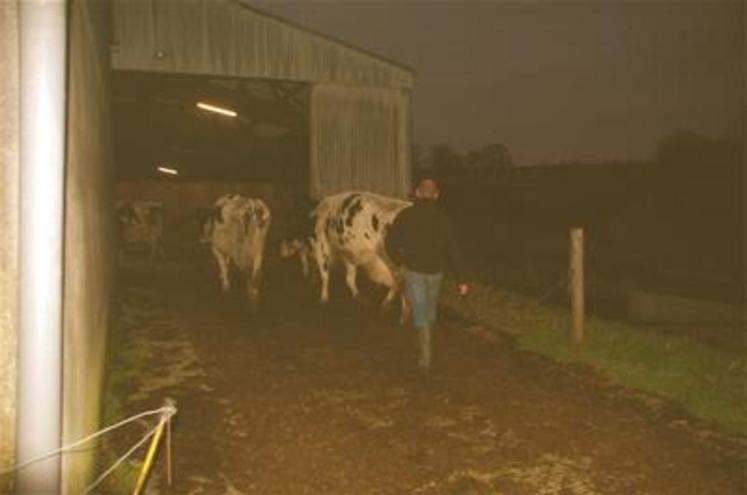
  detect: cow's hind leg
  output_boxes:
[247,253,264,307]
[399,290,411,327]
[392,271,410,326]
[212,248,231,292]
[363,257,397,308]
[383,287,397,308]
[300,248,310,279]
[314,238,331,303]
[344,262,359,299]
[246,272,260,308]
[383,287,410,326]
[362,259,409,326]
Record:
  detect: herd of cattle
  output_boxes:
[116,191,414,318]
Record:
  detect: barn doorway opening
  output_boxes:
[112,70,311,260]
[112,70,309,186]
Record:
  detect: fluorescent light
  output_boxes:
[196,102,237,117]
[157,166,178,175]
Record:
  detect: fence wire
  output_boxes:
[0,403,177,493]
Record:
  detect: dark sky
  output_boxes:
[254,1,744,166]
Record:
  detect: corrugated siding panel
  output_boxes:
[310,84,411,199]
[111,0,414,88]
[61,0,116,491]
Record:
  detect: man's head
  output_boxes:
[414,178,440,201]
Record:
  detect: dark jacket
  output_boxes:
[386,200,465,280]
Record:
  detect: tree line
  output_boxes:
[413,129,744,177]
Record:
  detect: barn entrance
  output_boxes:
[113,71,310,186]
[112,70,311,258]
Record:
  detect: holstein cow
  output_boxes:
[204,194,271,305]
[279,199,317,280]
[279,236,313,280]
[308,191,412,323]
[116,201,165,262]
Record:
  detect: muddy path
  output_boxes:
[107,261,746,494]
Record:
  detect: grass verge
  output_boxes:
[441,281,747,436]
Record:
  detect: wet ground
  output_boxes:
[106,259,746,494]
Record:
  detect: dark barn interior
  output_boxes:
[112,70,310,184]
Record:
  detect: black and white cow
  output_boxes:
[279,236,313,279]
[116,200,165,262]
[307,191,412,322]
[279,198,317,280]
[203,194,271,305]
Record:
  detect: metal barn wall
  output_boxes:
[0,1,20,486]
[110,0,413,199]
[310,84,412,199]
[61,0,116,491]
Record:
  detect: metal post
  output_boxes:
[17,0,68,492]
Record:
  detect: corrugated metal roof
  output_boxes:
[111,0,414,88]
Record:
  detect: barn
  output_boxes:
[112,0,415,252]
[2,1,744,493]
[112,1,414,198]
[0,0,413,492]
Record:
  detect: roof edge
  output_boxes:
[232,0,416,77]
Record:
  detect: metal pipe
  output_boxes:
[16,0,68,492]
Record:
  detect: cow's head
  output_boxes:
[279,238,304,258]
[116,204,137,226]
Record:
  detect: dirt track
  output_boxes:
[107,259,746,494]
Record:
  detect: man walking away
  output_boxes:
[386,178,469,371]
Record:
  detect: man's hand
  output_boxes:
[458,283,470,297]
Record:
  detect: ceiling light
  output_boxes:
[157,166,178,175]
[196,102,237,117]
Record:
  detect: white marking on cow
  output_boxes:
[205,194,271,306]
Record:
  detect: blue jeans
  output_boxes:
[403,269,443,329]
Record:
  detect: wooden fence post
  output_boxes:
[570,227,584,345]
